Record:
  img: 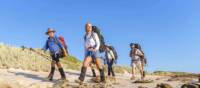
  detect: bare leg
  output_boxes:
[138,62,144,80]
[141,63,145,80]
[131,62,136,80]
[90,63,96,77]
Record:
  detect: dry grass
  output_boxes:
[114,65,131,74]
[0,44,50,72]
[0,44,81,72]
[152,71,199,77]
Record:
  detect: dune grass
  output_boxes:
[152,71,200,78]
[114,65,131,74]
[0,44,50,72]
[0,44,81,72]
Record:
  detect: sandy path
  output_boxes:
[0,68,194,88]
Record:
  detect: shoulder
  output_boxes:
[54,36,60,41]
[46,37,51,42]
[136,49,143,54]
[54,35,59,39]
[136,49,140,51]
[92,32,98,37]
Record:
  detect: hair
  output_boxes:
[85,22,92,33]
[85,22,92,27]
[130,43,140,50]
[130,43,134,48]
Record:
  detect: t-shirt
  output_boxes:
[43,36,63,54]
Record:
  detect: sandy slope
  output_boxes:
[0,68,197,88]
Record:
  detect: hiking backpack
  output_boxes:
[136,43,147,65]
[58,36,69,54]
[53,36,69,58]
[92,26,105,53]
[108,46,118,60]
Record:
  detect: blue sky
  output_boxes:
[0,0,200,73]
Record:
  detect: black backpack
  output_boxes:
[92,26,105,53]
[108,46,118,60]
[137,43,147,65]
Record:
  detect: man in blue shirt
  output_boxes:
[43,28,68,81]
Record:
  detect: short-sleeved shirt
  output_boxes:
[43,36,63,54]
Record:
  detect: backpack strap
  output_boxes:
[52,36,63,49]
[84,33,95,41]
[53,37,59,45]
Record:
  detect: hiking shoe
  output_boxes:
[45,76,53,81]
[75,79,83,85]
[101,79,107,84]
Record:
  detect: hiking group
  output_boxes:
[41,22,147,85]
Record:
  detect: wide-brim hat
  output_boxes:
[46,28,56,35]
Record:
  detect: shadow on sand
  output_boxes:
[14,72,49,82]
[65,70,94,77]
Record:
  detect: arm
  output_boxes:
[93,33,100,51]
[84,40,87,57]
[136,49,144,57]
[62,47,68,57]
[129,50,132,57]
[42,40,49,52]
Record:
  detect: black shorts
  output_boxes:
[51,54,60,63]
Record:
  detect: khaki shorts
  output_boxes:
[131,60,142,69]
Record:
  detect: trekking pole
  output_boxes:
[21,46,51,61]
